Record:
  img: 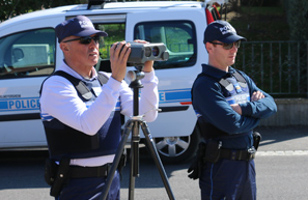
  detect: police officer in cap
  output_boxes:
[40,15,159,200]
[189,20,277,199]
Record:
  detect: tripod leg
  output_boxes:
[129,120,140,200]
[132,120,140,177]
[140,121,176,200]
[101,120,134,200]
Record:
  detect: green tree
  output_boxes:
[284,0,308,40]
[0,0,85,22]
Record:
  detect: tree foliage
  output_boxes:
[284,0,308,40]
[0,0,86,22]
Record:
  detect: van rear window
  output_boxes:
[94,21,196,71]
[134,21,197,69]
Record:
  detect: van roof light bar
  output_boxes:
[87,0,117,10]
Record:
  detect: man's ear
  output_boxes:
[205,42,212,52]
[60,42,69,52]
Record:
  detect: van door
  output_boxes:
[126,8,208,162]
[0,28,56,149]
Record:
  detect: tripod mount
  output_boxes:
[101,64,175,200]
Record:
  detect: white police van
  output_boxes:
[0,0,220,163]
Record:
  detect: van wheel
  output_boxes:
[154,125,200,164]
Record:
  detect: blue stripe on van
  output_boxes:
[0,88,192,112]
[159,88,191,104]
[0,97,40,112]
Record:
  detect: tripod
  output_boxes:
[101,65,175,200]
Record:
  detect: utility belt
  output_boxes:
[188,131,261,180]
[220,147,256,161]
[70,164,111,178]
[44,158,112,197]
[44,150,127,198]
[203,140,257,163]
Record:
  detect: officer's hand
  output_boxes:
[110,41,131,82]
[187,163,199,180]
[251,90,265,102]
[133,39,154,73]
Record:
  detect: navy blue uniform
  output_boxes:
[192,64,277,200]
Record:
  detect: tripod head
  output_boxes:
[126,64,146,117]
[126,65,145,89]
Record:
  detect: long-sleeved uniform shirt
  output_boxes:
[40,60,159,166]
[192,64,277,149]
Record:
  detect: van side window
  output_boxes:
[94,23,125,72]
[0,28,55,79]
[134,21,197,69]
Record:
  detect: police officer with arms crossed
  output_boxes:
[188,20,277,199]
[40,15,159,200]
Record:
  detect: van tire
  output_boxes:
[153,124,201,164]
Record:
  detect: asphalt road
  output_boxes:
[0,125,308,200]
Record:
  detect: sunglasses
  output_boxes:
[210,40,241,50]
[62,36,100,45]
